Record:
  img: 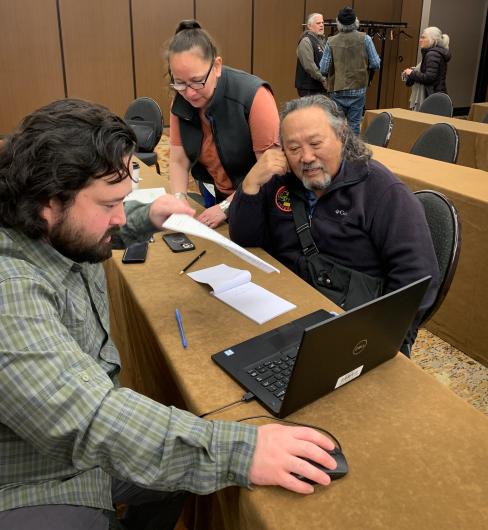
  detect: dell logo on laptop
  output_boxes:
[353,339,368,355]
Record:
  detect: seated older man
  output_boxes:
[229,95,439,353]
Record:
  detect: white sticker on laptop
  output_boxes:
[335,365,364,389]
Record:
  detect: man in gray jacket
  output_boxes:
[295,13,328,97]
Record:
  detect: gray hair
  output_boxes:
[423,26,450,49]
[336,18,360,32]
[279,95,371,163]
[307,13,323,26]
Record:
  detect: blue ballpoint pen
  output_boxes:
[175,308,188,348]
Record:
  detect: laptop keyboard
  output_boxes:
[244,344,299,401]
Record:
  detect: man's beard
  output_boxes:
[300,163,332,192]
[49,216,120,263]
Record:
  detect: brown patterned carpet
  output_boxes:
[156,133,488,416]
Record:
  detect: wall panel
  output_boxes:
[429,0,488,107]
[4,0,476,134]
[306,0,343,24]
[354,0,401,110]
[393,0,423,108]
[196,0,252,73]
[132,0,193,124]
[253,0,304,108]
[0,0,65,133]
[59,0,133,116]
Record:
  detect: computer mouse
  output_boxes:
[293,448,348,484]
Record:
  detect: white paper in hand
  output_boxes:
[162,214,279,273]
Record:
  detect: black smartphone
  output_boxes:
[162,232,195,253]
[122,241,149,263]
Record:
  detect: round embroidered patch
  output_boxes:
[275,186,292,212]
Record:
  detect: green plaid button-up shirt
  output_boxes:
[0,203,256,512]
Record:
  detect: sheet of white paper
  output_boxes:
[213,282,296,324]
[162,214,280,274]
[124,187,166,204]
[187,264,251,295]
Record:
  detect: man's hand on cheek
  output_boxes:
[242,148,289,195]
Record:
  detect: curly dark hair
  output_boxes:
[0,98,136,239]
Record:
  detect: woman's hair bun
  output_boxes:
[175,19,202,34]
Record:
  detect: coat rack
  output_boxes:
[323,20,411,108]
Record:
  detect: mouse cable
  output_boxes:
[199,391,255,418]
[199,399,343,451]
[234,414,342,451]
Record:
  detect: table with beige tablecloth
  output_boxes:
[362,108,488,171]
[103,161,488,530]
[370,145,488,367]
[468,101,488,122]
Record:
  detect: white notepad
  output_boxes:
[188,264,296,324]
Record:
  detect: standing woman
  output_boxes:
[167,20,280,228]
[402,27,451,98]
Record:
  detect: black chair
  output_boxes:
[419,92,453,117]
[414,190,461,324]
[481,111,488,124]
[124,97,163,174]
[410,123,459,163]
[362,111,393,147]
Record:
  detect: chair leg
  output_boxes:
[155,160,161,175]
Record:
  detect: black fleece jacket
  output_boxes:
[229,158,439,342]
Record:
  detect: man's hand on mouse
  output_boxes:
[248,424,337,494]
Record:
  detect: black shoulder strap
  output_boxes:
[289,191,319,257]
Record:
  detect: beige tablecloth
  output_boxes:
[370,145,488,367]
[362,108,488,171]
[103,161,488,529]
[468,101,488,122]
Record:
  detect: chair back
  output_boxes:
[363,112,393,147]
[414,190,461,324]
[124,97,163,153]
[481,111,488,124]
[419,92,453,117]
[410,123,459,163]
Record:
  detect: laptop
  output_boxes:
[212,276,431,418]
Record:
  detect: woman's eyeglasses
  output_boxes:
[170,60,215,92]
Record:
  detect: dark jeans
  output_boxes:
[0,478,188,530]
[329,92,365,135]
[197,180,217,207]
[197,180,230,206]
